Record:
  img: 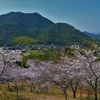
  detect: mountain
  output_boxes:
[0,12,54,45]
[83,31,100,39]
[38,23,93,45]
[91,32,100,35]
[0,12,93,46]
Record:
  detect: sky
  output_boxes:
[0,0,100,33]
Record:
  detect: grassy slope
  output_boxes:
[0,82,98,100]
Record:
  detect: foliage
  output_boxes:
[19,50,62,68]
[64,48,75,57]
[13,36,38,45]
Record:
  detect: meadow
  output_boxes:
[0,82,99,100]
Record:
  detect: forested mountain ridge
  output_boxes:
[84,31,100,39]
[0,12,93,46]
[38,23,93,45]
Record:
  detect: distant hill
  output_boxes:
[38,23,93,45]
[83,31,100,39]
[92,32,100,35]
[0,12,93,46]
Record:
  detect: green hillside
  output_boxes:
[13,36,38,45]
[38,23,93,45]
[0,12,94,46]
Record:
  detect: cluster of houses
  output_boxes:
[0,44,81,54]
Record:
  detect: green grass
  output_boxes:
[30,50,41,55]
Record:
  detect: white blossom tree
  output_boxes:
[0,50,22,93]
[38,61,70,100]
[76,49,100,100]
[67,58,83,98]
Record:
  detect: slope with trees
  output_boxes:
[0,12,94,46]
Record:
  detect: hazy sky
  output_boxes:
[0,0,100,32]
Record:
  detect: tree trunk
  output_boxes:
[93,88,97,100]
[73,91,76,98]
[64,89,67,100]
[22,80,24,86]
[63,90,66,95]
[7,82,10,90]
[16,86,18,95]
[30,83,33,92]
[94,94,97,100]
[0,84,1,89]
[15,82,18,95]
[21,80,24,90]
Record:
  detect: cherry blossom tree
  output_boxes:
[35,56,83,100]
[23,60,41,93]
[37,61,70,100]
[76,49,100,100]
[67,59,83,98]
[0,50,22,92]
